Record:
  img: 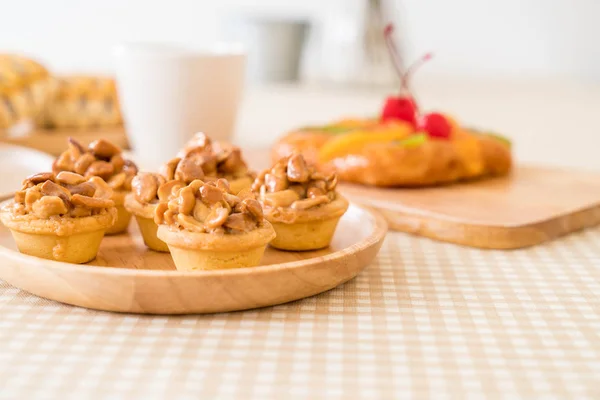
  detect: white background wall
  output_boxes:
[0,0,598,82]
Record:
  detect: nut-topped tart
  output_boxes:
[0,171,116,263]
[124,172,171,252]
[125,132,255,252]
[252,153,349,251]
[172,132,254,194]
[155,179,276,270]
[53,137,137,234]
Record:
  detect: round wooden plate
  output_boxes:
[0,204,387,314]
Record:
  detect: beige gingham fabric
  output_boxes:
[1,229,599,399]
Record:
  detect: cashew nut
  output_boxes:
[32,196,68,218]
[89,139,121,159]
[74,153,95,175]
[177,213,206,233]
[157,180,185,202]
[287,154,310,183]
[203,206,229,230]
[159,157,180,181]
[85,161,114,180]
[262,189,300,208]
[40,180,71,204]
[87,176,113,200]
[56,171,86,185]
[71,194,114,209]
[177,186,196,215]
[25,172,54,185]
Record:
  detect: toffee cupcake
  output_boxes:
[52,138,137,234]
[155,179,275,270]
[124,173,180,252]
[0,171,116,263]
[252,154,349,251]
[173,132,254,194]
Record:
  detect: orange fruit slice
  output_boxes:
[319,122,414,162]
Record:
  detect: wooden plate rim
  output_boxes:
[0,202,388,277]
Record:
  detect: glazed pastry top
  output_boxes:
[162,132,252,183]
[154,179,265,234]
[9,171,114,219]
[53,138,138,192]
[252,153,338,211]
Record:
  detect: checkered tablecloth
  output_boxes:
[1,228,599,399]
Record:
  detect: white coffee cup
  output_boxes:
[113,43,246,169]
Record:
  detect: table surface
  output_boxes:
[1,225,599,398]
[2,81,600,399]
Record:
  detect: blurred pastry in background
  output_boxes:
[39,75,123,130]
[0,54,55,134]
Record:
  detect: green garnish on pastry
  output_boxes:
[486,133,512,147]
[395,133,428,148]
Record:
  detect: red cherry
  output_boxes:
[418,112,452,139]
[382,24,433,125]
[381,96,417,125]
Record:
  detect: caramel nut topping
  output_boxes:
[154,179,266,234]
[25,189,42,210]
[108,172,127,189]
[32,196,68,219]
[12,172,115,219]
[69,206,92,218]
[53,138,137,191]
[178,132,212,156]
[132,173,160,204]
[71,194,114,209]
[306,186,325,198]
[177,186,196,215]
[85,161,114,180]
[287,154,310,182]
[291,195,330,210]
[192,201,210,222]
[171,133,250,181]
[68,184,95,201]
[157,180,186,202]
[14,191,26,204]
[224,213,257,232]
[56,171,86,185]
[68,137,85,155]
[160,157,181,181]
[176,214,205,233]
[262,190,300,208]
[110,154,125,173]
[89,139,121,159]
[40,180,71,205]
[174,153,205,182]
[252,153,338,212]
[204,206,229,230]
[87,176,112,200]
[199,184,224,205]
[219,148,244,174]
[25,172,55,185]
[237,198,263,221]
[74,153,95,175]
[264,172,288,192]
[154,202,169,225]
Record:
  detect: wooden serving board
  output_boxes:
[0,204,386,314]
[340,166,600,249]
[0,127,129,156]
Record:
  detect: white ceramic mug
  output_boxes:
[113,43,246,169]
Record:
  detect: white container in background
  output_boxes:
[222,17,308,84]
[113,43,246,169]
